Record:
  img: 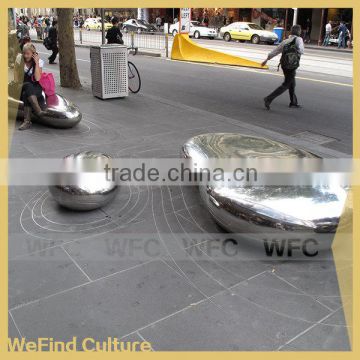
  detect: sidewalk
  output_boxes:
[305,43,353,53]
[9,84,350,350]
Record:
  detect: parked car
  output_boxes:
[123,19,156,33]
[220,22,278,44]
[137,19,157,32]
[84,18,112,31]
[169,21,217,39]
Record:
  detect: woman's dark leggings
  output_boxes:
[21,81,45,108]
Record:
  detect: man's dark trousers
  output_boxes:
[265,68,298,105]
[48,45,58,63]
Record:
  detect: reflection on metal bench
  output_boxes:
[8,92,82,129]
[49,151,118,211]
[182,133,350,251]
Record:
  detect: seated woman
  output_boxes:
[14,42,48,130]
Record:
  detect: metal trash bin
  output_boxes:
[90,44,128,99]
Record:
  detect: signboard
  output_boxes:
[179,8,191,33]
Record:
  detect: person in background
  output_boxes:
[322,20,332,46]
[34,18,41,39]
[16,17,30,40]
[261,24,304,110]
[14,43,48,130]
[337,21,348,49]
[304,18,312,43]
[37,15,44,39]
[41,17,47,40]
[44,16,51,39]
[19,35,31,51]
[48,20,58,64]
[203,13,209,27]
[155,15,162,31]
[105,16,124,44]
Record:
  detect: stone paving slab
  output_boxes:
[11,260,205,342]
[139,271,320,350]
[8,84,350,350]
[280,309,350,351]
[9,247,89,309]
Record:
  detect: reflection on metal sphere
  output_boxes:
[49,151,118,211]
[182,133,349,249]
[8,93,82,129]
[182,132,317,159]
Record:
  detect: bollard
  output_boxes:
[79,27,83,45]
[165,33,169,58]
[131,31,135,50]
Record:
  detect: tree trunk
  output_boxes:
[56,8,81,88]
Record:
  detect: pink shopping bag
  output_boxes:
[39,72,56,97]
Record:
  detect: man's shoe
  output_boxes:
[264,98,271,110]
[289,103,302,108]
[49,61,57,64]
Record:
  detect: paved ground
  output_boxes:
[8,43,352,350]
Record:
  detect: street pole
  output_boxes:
[101,8,105,45]
[292,8,298,25]
[165,33,169,57]
[318,9,325,46]
[284,8,289,40]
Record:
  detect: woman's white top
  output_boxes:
[24,58,44,75]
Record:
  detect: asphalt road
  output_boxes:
[68,28,353,78]
[37,43,352,155]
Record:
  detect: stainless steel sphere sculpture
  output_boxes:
[8,93,82,129]
[49,151,118,211]
[182,133,349,249]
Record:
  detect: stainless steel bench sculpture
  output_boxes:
[182,133,349,250]
[49,151,118,211]
[8,92,82,129]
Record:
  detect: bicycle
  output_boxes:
[127,46,141,94]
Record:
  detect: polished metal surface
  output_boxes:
[49,151,118,211]
[182,133,317,159]
[202,185,348,232]
[182,133,349,248]
[8,93,82,129]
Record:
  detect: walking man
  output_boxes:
[48,20,58,64]
[337,21,348,49]
[322,20,332,46]
[262,25,304,110]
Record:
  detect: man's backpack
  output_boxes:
[280,37,300,71]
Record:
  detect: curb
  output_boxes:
[210,36,352,54]
[304,45,353,53]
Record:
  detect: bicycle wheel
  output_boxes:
[128,61,141,94]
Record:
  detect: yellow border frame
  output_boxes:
[1,0,358,358]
